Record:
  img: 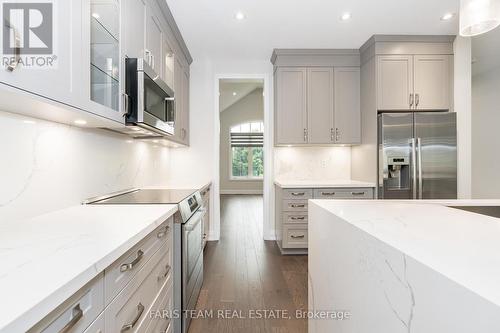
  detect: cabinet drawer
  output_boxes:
[105,242,172,333]
[283,189,313,200]
[28,274,104,333]
[105,218,172,304]
[283,199,308,212]
[282,224,308,249]
[140,282,174,333]
[313,188,374,199]
[284,213,308,224]
[82,312,104,333]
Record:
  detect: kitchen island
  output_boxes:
[308,200,500,333]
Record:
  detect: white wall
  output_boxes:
[471,66,500,198]
[274,147,352,181]
[220,88,264,194]
[0,111,171,223]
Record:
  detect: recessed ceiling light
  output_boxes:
[441,13,455,21]
[232,92,237,96]
[153,139,159,143]
[340,12,352,21]
[235,11,246,21]
[74,119,87,125]
[126,140,133,144]
[92,13,100,19]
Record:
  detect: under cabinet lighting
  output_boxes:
[232,92,237,96]
[23,120,36,124]
[92,13,100,19]
[74,119,87,125]
[441,12,456,20]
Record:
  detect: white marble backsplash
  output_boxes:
[274,146,351,181]
[0,111,171,222]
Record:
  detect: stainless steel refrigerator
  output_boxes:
[377,112,457,199]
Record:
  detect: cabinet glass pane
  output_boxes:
[90,1,119,111]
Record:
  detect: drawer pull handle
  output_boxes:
[291,192,305,196]
[321,192,336,196]
[291,216,305,220]
[58,304,83,333]
[157,226,170,238]
[121,302,145,332]
[158,264,171,281]
[291,235,305,239]
[120,250,144,272]
[351,192,366,196]
[290,204,305,208]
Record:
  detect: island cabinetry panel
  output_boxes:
[275,184,374,255]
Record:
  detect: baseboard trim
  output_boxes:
[220,190,264,195]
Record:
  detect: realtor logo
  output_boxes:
[3,2,53,54]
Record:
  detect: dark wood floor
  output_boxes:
[188,195,308,333]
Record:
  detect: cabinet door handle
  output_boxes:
[290,192,305,196]
[122,93,130,117]
[335,128,340,142]
[321,192,336,196]
[181,128,186,139]
[330,128,335,141]
[158,264,171,281]
[120,250,144,272]
[291,235,305,239]
[290,216,305,220]
[161,318,172,333]
[409,93,414,108]
[303,128,307,142]
[58,304,83,333]
[157,225,170,238]
[6,26,21,72]
[290,204,305,208]
[121,303,145,332]
[415,93,420,107]
[351,192,366,196]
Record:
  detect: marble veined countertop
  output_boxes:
[274,179,376,188]
[0,204,178,333]
[310,199,500,307]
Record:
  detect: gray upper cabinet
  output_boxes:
[413,55,451,110]
[377,55,414,110]
[334,67,360,144]
[275,67,307,145]
[377,54,452,111]
[172,57,190,145]
[307,68,334,144]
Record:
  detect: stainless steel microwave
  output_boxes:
[124,58,175,136]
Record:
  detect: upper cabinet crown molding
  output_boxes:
[271,49,360,68]
[360,34,456,66]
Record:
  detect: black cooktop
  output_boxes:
[91,189,197,205]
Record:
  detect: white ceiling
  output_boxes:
[167,0,460,60]
[219,79,263,112]
[472,27,500,76]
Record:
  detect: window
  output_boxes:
[231,122,264,179]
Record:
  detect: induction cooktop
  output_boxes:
[89,189,197,205]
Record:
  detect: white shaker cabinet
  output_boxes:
[376,55,414,110]
[275,67,307,145]
[145,1,163,72]
[307,68,334,144]
[0,0,83,108]
[334,67,360,144]
[413,55,451,110]
[121,0,146,60]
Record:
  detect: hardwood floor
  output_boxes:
[188,195,308,333]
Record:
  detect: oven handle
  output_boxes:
[184,211,203,232]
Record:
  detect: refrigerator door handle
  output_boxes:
[411,138,417,199]
[417,137,423,199]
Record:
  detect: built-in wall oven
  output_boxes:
[124,58,175,136]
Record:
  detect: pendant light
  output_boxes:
[460,0,500,36]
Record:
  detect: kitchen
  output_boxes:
[1,0,500,333]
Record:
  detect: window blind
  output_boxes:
[230,132,263,147]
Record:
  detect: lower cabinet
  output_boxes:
[28,217,174,333]
[275,185,374,254]
[201,185,211,246]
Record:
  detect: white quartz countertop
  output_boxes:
[145,181,212,192]
[310,199,500,308]
[0,204,178,333]
[274,179,376,188]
